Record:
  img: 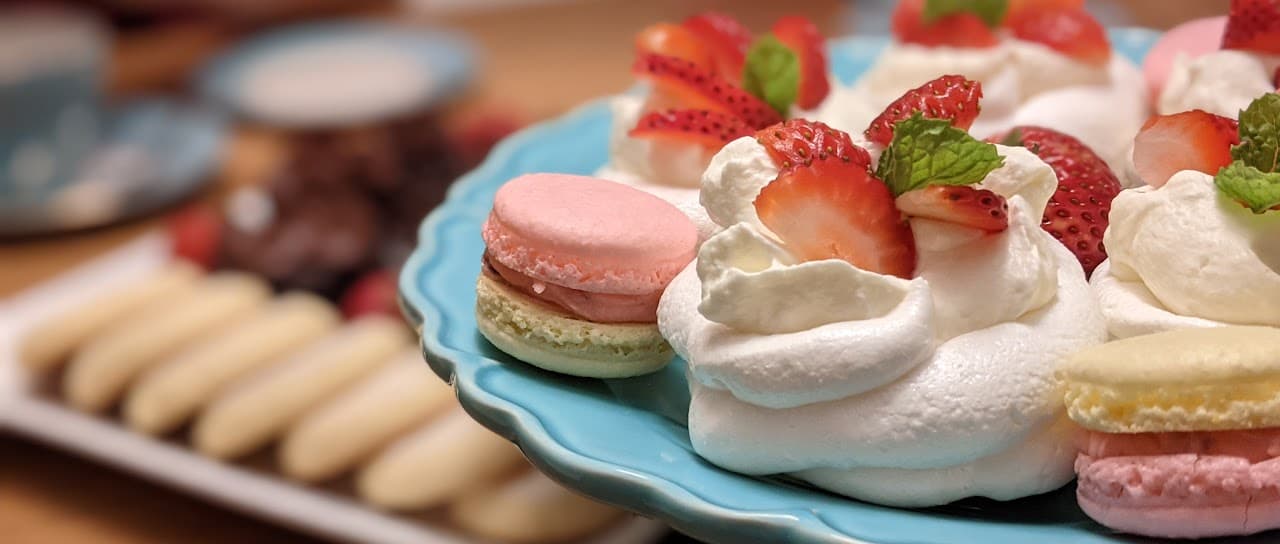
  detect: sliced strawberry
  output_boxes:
[771,16,831,109]
[1007,7,1111,65]
[1222,0,1280,54]
[754,119,871,171]
[1132,110,1239,188]
[633,53,782,129]
[635,23,717,74]
[682,12,753,79]
[891,0,999,48]
[754,157,916,278]
[629,109,754,149]
[169,204,223,269]
[864,75,983,146]
[895,186,1009,232]
[1005,0,1085,21]
[993,126,1121,276]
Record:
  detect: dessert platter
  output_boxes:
[403,2,1280,543]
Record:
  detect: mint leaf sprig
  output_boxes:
[1215,93,1280,214]
[874,113,1005,197]
[742,36,799,117]
[923,0,1009,28]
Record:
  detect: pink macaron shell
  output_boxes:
[1076,453,1280,538]
[482,173,697,295]
[1143,16,1228,101]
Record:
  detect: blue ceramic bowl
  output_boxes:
[401,30,1271,544]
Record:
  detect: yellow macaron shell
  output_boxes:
[1060,326,1280,433]
[475,275,673,378]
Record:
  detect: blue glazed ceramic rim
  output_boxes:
[196,20,475,128]
[401,31,1196,544]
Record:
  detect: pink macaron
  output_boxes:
[482,173,696,297]
[475,173,697,378]
[1143,16,1227,101]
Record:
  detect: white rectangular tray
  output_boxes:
[0,233,666,544]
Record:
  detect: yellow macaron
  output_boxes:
[475,275,674,378]
[1059,325,1280,433]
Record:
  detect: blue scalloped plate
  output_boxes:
[402,30,1271,544]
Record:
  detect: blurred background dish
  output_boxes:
[0,5,226,236]
[197,20,474,128]
[0,1,1235,543]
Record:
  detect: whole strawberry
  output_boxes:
[1222,0,1280,54]
[864,75,983,146]
[992,126,1121,276]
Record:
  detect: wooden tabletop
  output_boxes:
[0,1,1227,542]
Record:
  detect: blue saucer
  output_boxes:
[197,20,475,128]
[0,99,226,237]
[399,30,1272,544]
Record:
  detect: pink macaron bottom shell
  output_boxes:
[483,252,662,324]
[1142,16,1228,101]
[1076,453,1280,538]
[482,174,698,295]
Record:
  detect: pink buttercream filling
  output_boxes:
[483,253,661,324]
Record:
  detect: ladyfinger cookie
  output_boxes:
[21,261,202,373]
[356,408,526,510]
[279,349,454,482]
[62,272,270,412]
[124,292,340,435]
[192,315,409,459]
[450,468,623,544]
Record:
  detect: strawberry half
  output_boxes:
[993,126,1121,276]
[634,53,783,129]
[864,75,983,146]
[891,0,999,48]
[1007,6,1111,65]
[1222,0,1280,54]
[754,156,916,278]
[755,119,871,172]
[772,16,831,109]
[1132,110,1239,188]
[635,23,716,73]
[629,109,755,149]
[895,186,1009,232]
[682,12,754,79]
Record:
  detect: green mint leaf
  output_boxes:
[923,0,1009,28]
[875,113,1005,197]
[743,35,799,117]
[1215,161,1280,214]
[1232,93,1280,174]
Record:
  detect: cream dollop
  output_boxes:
[696,223,922,335]
[698,137,779,235]
[660,141,1108,505]
[1096,170,1280,337]
[1158,50,1280,118]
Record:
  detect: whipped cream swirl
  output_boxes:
[659,141,1107,506]
[1094,170,1280,338]
[1158,50,1280,118]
